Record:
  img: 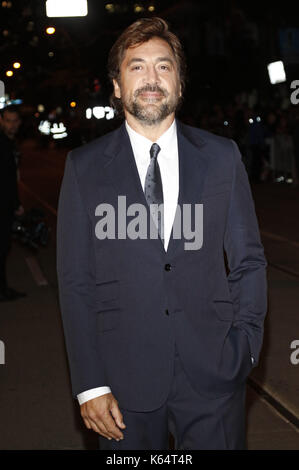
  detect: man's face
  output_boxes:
[113,37,182,126]
[0,111,21,139]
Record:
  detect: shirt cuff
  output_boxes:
[77,386,112,405]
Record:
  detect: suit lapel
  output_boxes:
[103,122,148,208]
[166,121,209,257]
[102,122,166,256]
[101,120,210,257]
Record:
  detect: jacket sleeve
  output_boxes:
[56,152,107,398]
[224,140,268,367]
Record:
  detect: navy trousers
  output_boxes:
[98,344,247,450]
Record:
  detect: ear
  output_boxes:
[113,78,121,99]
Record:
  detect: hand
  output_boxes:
[80,393,126,441]
[14,205,24,216]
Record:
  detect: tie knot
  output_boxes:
[150,143,161,160]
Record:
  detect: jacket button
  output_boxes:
[165,309,169,315]
[164,263,171,271]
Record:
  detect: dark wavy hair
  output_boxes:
[0,104,21,118]
[107,17,186,116]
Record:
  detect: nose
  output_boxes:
[143,64,160,86]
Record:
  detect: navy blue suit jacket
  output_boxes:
[56,119,268,411]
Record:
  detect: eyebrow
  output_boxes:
[127,57,174,67]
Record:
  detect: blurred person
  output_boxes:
[57,17,267,450]
[0,105,26,301]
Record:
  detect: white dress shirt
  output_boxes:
[77,118,179,405]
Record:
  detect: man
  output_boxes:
[57,17,267,450]
[0,105,26,301]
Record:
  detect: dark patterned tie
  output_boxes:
[144,143,164,241]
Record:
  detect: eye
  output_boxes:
[131,65,142,71]
[159,64,170,71]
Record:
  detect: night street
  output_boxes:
[1,0,299,452]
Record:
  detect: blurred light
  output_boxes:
[86,106,115,120]
[148,5,155,11]
[6,70,13,77]
[35,112,40,118]
[286,178,293,184]
[70,101,76,108]
[3,98,22,106]
[134,4,144,13]
[39,120,68,139]
[0,95,4,109]
[224,121,228,126]
[275,176,284,182]
[48,51,54,57]
[39,121,51,135]
[267,60,286,84]
[93,106,105,119]
[56,106,63,114]
[51,122,68,139]
[38,104,45,112]
[105,106,114,120]
[249,118,254,124]
[105,3,115,12]
[256,116,261,122]
[13,62,21,69]
[46,0,88,17]
[51,122,67,134]
[3,30,9,36]
[0,80,4,100]
[0,92,8,110]
[53,132,67,139]
[46,26,56,35]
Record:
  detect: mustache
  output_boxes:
[134,85,168,97]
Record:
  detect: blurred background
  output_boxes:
[2,0,299,183]
[0,0,299,450]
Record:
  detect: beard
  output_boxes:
[120,84,180,126]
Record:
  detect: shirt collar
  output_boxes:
[125,118,177,160]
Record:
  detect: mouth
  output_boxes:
[138,90,164,98]
[138,92,164,103]
[140,91,162,96]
